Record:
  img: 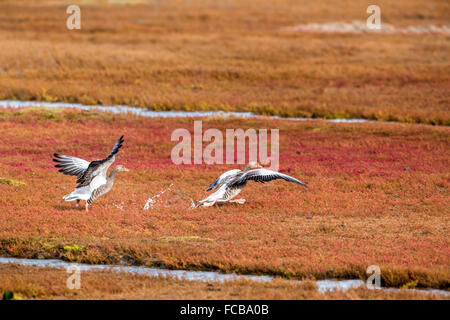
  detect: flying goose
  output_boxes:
[53,136,128,212]
[196,161,308,207]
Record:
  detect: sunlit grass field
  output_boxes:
[0,109,448,291]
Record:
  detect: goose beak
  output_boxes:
[257,164,262,168]
[124,167,129,172]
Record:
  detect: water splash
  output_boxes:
[144,184,174,210]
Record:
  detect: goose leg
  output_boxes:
[230,198,246,204]
[75,200,80,208]
[85,203,89,213]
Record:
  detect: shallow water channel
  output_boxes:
[1,257,448,296]
[0,100,367,123]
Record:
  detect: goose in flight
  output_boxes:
[196,161,308,207]
[53,136,128,212]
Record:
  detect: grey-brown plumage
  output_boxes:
[74,135,124,188]
[53,136,128,212]
[197,162,308,207]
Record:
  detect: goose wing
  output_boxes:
[206,169,241,191]
[76,135,124,188]
[53,154,90,178]
[231,168,308,188]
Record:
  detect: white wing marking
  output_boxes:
[54,154,90,177]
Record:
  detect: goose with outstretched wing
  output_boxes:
[197,161,308,207]
[53,136,128,212]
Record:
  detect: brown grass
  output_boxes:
[1,264,447,300]
[0,0,448,124]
